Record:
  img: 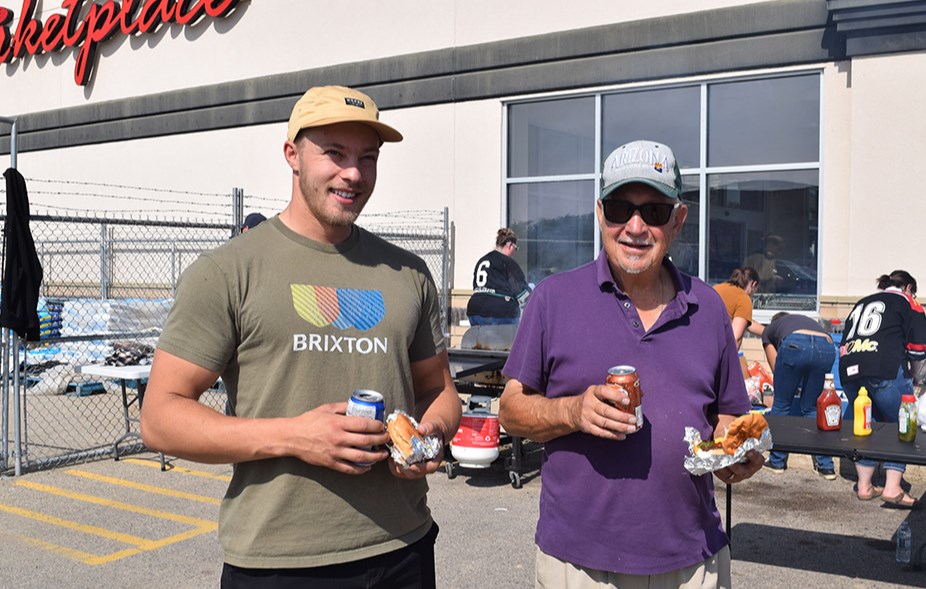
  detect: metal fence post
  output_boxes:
[39,242,46,299]
[442,207,451,333]
[1,114,18,473]
[171,242,177,298]
[99,222,109,299]
[232,187,244,238]
[1,328,8,471]
[12,332,21,475]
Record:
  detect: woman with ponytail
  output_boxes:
[714,266,764,349]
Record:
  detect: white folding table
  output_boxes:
[78,364,165,470]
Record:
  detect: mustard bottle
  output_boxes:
[854,386,872,436]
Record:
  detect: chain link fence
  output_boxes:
[2,209,450,475]
[359,210,451,329]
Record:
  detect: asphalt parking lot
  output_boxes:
[1,449,926,588]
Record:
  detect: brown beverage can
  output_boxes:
[606,365,643,431]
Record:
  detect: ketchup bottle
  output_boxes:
[816,374,842,431]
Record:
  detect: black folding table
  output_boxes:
[765,415,926,466]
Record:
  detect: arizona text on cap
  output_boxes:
[287,85,403,143]
[600,140,682,200]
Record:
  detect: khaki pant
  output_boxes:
[535,545,732,589]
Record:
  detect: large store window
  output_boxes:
[707,170,819,310]
[507,96,596,284]
[505,72,821,311]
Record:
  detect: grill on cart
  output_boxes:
[446,324,541,488]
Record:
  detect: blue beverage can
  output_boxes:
[347,390,385,465]
[347,390,385,422]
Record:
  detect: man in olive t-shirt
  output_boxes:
[140,86,461,589]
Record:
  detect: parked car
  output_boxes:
[775,259,817,294]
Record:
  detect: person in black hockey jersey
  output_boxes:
[839,270,926,508]
[466,228,530,326]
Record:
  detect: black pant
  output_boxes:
[220,523,439,589]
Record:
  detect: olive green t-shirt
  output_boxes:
[157,216,445,568]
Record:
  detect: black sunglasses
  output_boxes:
[601,200,680,226]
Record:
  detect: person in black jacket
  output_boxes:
[839,270,926,507]
[466,228,530,326]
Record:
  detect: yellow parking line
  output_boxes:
[15,523,215,566]
[64,469,222,505]
[18,534,124,565]
[2,479,219,566]
[88,525,216,565]
[0,502,153,546]
[15,480,217,526]
[123,458,232,482]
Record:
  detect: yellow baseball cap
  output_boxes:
[286,85,403,143]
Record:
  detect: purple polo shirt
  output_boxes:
[503,252,750,575]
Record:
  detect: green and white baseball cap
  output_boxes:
[600,140,683,200]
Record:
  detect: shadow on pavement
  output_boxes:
[731,520,926,587]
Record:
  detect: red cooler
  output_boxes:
[451,407,500,468]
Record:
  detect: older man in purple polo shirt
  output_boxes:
[499,139,765,588]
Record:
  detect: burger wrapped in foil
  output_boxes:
[683,415,772,476]
[386,410,443,468]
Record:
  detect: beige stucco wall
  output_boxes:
[9,122,292,214]
[820,61,852,300]
[838,52,926,296]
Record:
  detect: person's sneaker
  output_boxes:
[813,463,837,480]
[764,463,787,474]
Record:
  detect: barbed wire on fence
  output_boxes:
[241,194,288,208]
[1,177,242,222]
[1,179,447,230]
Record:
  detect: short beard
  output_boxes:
[618,251,651,275]
[298,176,364,227]
[617,239,655,275]
[319,208,361,227]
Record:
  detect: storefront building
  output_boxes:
[2,0,926,343]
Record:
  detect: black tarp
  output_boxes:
[1,168,43,341]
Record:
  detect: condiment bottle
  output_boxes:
[898,394,917,443]
[853,386,872,436]
[816,374,842,431]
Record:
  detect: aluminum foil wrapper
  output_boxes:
[683,425,773,476]
[386,410,442,468]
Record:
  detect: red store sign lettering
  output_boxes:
[0,0,241,86]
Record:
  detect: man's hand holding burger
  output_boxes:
[710,413,767,484]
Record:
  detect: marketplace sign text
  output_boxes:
[0,0,240,86]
